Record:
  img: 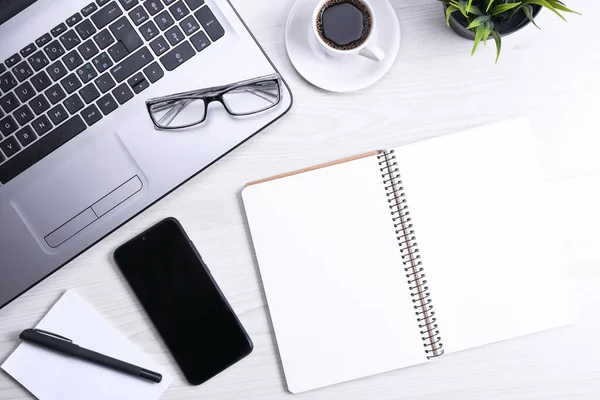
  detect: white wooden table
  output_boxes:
[2,0,600,399]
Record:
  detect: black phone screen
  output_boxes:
[114,218,253,385]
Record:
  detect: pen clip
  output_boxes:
[33,329,73,343]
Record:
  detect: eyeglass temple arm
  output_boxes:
[147,73,281,104]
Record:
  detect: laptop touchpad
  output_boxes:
[10,132,144,250]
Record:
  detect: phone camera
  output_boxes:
[142,236,147,241]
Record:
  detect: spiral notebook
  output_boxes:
[242,119,570,394]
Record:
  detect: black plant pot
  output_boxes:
[444,4,542,40]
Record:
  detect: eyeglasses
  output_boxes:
[146,74,282,130]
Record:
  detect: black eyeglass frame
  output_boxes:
[145,74,282,130]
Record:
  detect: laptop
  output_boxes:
[0,0,293,309]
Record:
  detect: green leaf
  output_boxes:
[521,0,566,21]
[491,2,522,16]
[445,5,459,26]
[466,0,474,13]
[467,15,491,29]
[481,20,494,46]
[486,0,495,12]
[546,0,581,14]
[491,29,502,63]
[471,25,485,56]
[521,4,541,29]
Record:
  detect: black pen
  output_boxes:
[19,329,162,383]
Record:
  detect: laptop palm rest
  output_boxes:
[10,132,145,251]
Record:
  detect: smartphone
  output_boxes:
[114,218,253,385]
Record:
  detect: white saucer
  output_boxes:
[285,0,401,93]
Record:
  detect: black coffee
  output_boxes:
[316,0,372,50]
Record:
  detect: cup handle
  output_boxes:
[359,45,386,62]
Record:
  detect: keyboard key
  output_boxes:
[169,1,189,21]
[44,41,65,61]
[81,104,102,125]
[94,29,115,50]
[14,82,35,102]
[154,10,174,30]
[130,76,149,94]
[185,0,204,10]
[119,0,138,10]
[95,74,116,93]
[45,84,67,105]
[28,51,50,71]
[20,43,36,58]
[0,64,5,75]
[127,71,146,88]
[195,7,224,41]
[143,61,163,83]
[97,93,118,115]
[29,95,51,115]
[0,150,3,163]
[91,1,123,29]
[0,93,19,114]
[140,21,159,40]
[63,50,84,70]
[60,73,83,94]
[15,126,36,147]
[31,71,52,92]
[190,30,210,52]
[143,0,163,16]
[79,84,100,103]
[76,19,97,41]
[165,26,184,45]
[14,105,34,125]
[48,104,69,125]
[110,46,152,82]
[0,137,20,158]
[110,17,143,52]
[0,115,18,137]
[160,41,194,71]
[76,62,98,84]
[59,30,82,51]
[36,33,52,48]
[149,36,169,56]
[112,83,133,104]
[66,12,83,27]
[5,54,21,68]
[13,61,33,82]
[48,60,68,81]
[81,2,99,17]
[98,0,111,6]
[129,6,149,25]
[79,40,100,60]
[51,23,68,37]
[180,15,200,36]
[108,41,128,62]
[92,52,114,73]
[31,115,53,135]
[0,72,18,92]
[64,94,85,114]
[163,0,177,5]
[0,116,86,183]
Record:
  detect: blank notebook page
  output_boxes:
[242,155,427,394]
[393,119,570,354]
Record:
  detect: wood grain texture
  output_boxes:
[2,0,600,399]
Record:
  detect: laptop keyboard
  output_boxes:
[0,0,224,184]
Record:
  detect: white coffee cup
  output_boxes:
[312,0,385,62]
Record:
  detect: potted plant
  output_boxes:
[439,0,579,62]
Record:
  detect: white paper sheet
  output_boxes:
[2,291,172,400]
[242,155,428,394]
[392,119,570,354]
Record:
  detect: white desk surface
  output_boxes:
[2,0,599,399]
